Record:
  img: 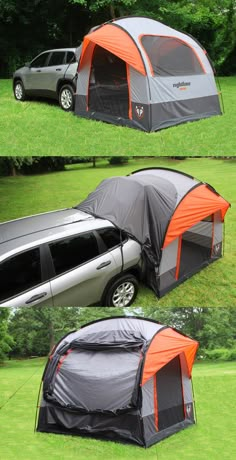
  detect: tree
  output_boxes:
[0,157,67,176]
[0,309,14,362]
[141,306,236,353]
[8,306,124,357]
[70,1,138,18]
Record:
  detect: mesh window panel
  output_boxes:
[141,36,204,76]
[89,45,129,117]
[156,356,184,430]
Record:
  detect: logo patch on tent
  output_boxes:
[214,243,221,254]
[186,404,192,417]
[135,105,144,119]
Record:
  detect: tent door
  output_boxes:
[156,355,184,430]
[88,45,129,118]
[178,218,212,279]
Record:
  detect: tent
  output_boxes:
[76,168,230,297]
[74,16,222,131]
[36,316,199,447]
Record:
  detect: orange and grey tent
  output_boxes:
[36,316,199,446]
[74,16,221,131]
[76,168,230,297]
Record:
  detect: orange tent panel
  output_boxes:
[163,184,230,248]
[142,328,198,386]
[80,24,146,75]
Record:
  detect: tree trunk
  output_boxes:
[92,157,96,168]
[11,165,17,176]
[110,3,116,19]
[48,317,55,352]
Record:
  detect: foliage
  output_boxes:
[0,0,235,77]
[0,309,14,362]
[5,306,236,359]
[8,307,82,356]
[0,157,67,176]
[108,156,129,165]
[8,307,123,357]
[138,307,236,353]
[203,347,236,360]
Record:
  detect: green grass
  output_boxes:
[0,77,236,155]
[0,157,235,307]
[0,358,235,460]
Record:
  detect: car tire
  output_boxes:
[104,274,139,307]
[14,80,27,101]
[59,84,75,111]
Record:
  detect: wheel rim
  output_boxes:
[15,83,23,100]
[112,282,135,307]
[61,89,73,109]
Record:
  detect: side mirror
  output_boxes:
[25,62,31,68]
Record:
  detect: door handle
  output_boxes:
[25,292,47,304]
[36,69,42,72]
[56,68,62,71]
[96,261,111,270]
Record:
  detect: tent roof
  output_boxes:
[76,168,230,260]
[79,16,212,75]
[50,317,198,385]
[80,23,146,75]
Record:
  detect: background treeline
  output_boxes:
[0,307,236,362]
[1,0,236,78]
[0,156,130,176]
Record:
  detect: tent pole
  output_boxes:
[191,379,198,425]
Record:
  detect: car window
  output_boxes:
[97,228,126,251]
[49,232,99,276]
[0,248,41,302]
[48,51,66,67]
[31,53,50,68]
[66,51,76,64]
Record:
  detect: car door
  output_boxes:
[47,231,121,307]
[24,52,51,91]
[0,246,53,307]
[40,51,67,92]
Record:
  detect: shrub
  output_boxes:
[108,157,129,165]
[203,348,236,361]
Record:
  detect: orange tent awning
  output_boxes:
[80,24,146,75]
[163,184,230,248]
[141,328,198,386]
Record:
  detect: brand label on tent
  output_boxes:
[173,81,191,90]
[135,105,144,119]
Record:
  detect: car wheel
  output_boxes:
[14,80,26,101]
[104,274,139,307]
[59,84,75,111]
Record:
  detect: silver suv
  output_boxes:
[13,48,78,111]
[0,208,142,308]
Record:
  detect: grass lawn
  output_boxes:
[0,157,235,307]
[0,77,235,156]
[0,357,235,460]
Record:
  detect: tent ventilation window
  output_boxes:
[141,36,205,76]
